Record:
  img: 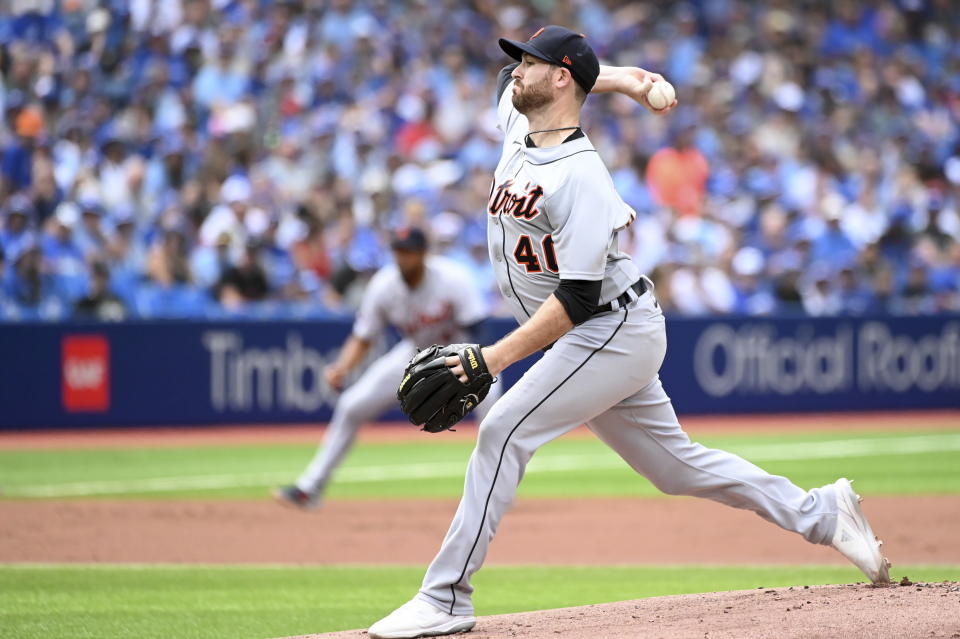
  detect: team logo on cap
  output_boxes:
[562,55,572,65]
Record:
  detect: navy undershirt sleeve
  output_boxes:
[553,279,602,325]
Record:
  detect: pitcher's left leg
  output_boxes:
[587,377,837,545]
[587,382,889,581]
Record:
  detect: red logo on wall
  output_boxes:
[62,335,110,412]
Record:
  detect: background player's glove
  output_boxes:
[397,344,494,433]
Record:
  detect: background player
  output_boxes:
[367,26,889,639]
[273,227,500,509]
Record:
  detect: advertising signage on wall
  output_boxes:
[61,334,111,412]
[202,331,339,413]
[690,321,960,398]
[0,315,957,429]
[659,316,960,413]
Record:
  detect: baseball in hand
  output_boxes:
[646,80,675,110]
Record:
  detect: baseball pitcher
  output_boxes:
[273,227,501,509]
[368,26,889,639]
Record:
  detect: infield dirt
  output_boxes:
[288,582,960,639]
[1,495,957,565]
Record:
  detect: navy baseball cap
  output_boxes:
[391,227,428,251]
[499,25,600,94]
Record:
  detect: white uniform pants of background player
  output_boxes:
[297,340,502,496]
[417,289,841,616]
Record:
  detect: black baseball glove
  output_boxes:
[397,344,494,433]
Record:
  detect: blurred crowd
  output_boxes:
[0,0,958,321]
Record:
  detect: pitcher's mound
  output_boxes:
[286,581,960,639]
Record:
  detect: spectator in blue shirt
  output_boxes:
[4,238,51,308]
[72,199,109,260]
[836,266,876,315]
[191,43,249,111]
[812,209,859,269]
[41,202,85,276]
[0,194,35,258]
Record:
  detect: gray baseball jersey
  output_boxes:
[411,73,847,618]
[488,79,640,322]
[353,256,486,346]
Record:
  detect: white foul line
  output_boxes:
[3,433,959,498]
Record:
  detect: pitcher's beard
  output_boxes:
[512,77,554,113]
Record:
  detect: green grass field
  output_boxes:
[2,429,960,499]
[4,564,960,639]
[2,426,959,639]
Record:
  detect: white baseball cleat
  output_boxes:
[368,598,476,639]
[831,478,891,584]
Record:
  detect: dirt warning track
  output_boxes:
[1,411,958,450]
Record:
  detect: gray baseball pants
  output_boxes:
[417,289,840,616]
